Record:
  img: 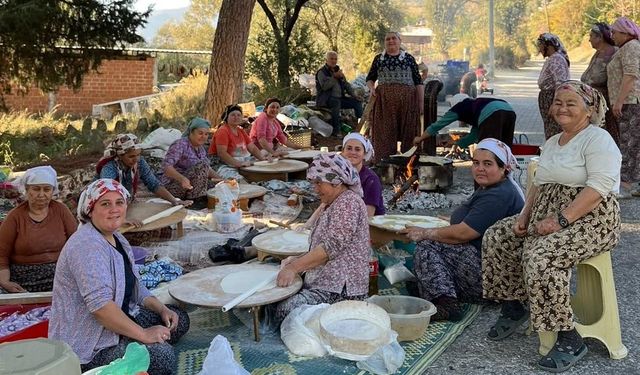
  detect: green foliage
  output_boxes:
[425,0,471,59]
[0,0,150,109]
[146,73,208,124]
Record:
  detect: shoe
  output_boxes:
[537,333,587,373]
[487,309,530,341]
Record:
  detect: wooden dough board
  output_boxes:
[168,263,302,308]
[207,184,268,200]
[240,159,308,173]
[252,229,310,257]
[120,201,187,233]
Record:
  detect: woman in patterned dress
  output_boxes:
[482,81,621,373]
[607,17,640,197]
[536,33,570,139]
[366,32,424,163]
[274,154,370,323]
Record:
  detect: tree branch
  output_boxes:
[256,0,282,40]
[284,0,310,40]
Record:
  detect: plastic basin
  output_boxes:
[368,295,436,341]
[131,246,148,265]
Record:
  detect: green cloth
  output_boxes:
[182,117,211,137]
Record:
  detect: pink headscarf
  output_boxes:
[611,17,640,39]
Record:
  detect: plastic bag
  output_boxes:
[298,74,316,95]
[140,127,182,151]
[99,342,150,375]
[383,263,417,284]
[280,105,300,119]
[356,333,406,375]
[280,303,330,357]
[308,116,332,137]
[198,335,249,375]
[213,180,243,233]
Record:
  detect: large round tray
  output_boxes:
[240,159,308,173]
[252,229,310,256]
[207,184,268,200]
[369,214,449,233]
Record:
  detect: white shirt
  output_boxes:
[535,125,621,197]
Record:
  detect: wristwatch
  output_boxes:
[557,212,570,228]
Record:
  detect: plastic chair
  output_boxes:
[537,251,628,359]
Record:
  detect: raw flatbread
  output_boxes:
[281,230,309,245]
[254,159,278,166]
[220,269,278,294]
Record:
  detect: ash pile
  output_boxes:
[382,187,453,212]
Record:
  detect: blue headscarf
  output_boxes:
[182,117,211,137]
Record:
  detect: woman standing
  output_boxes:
[607,17,640,197]
[366,32,424,163]
[537,33,570,139]
[342,133,384,216]
[249,98,301,156]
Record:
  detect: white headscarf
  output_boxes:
[342,133,374,162]
[18,166,59,196]
[476,138,525,201]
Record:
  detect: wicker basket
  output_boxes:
[286,128,312,148]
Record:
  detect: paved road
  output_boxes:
[426,61,640,375]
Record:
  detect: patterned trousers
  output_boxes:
[413,240,483,303]
[482,184,620,332]
[617,104,640,183]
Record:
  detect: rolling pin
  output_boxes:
[222,273,278,312]
[120,204,184,233]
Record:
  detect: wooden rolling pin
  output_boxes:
[120,204,184,233]
[222,273,278,312]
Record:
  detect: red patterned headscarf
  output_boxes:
[307,153,363,197]
[77,178,130,223]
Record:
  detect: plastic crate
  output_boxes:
[286,128,312,148]
[511,143,540,155]
[0,303,50,344]
[515,155,539,189]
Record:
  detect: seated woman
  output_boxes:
[209,104,268,180]
[162,117,221,203]
[49,179,190,374]
[401,138,524,321]
[249,98,301,157]
[97,133,191,206]
[0,166,77,293]
[274,154,370,323]
[482,81,620,373]
[342,133,384,216]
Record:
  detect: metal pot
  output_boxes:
[416,156,453,191]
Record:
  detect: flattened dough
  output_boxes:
[220,269,278,294]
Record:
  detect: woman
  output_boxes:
[209,104,269,180]
[0,166,77,293]
[401,139,524,321]
[342,133,384,216]
[537,33,570,139]
[366,31,424,163]
[162,117,221,203]
[97,133,191,206]
[49,179,190,374]
[607,17,640,198]
[275,154,370,323]
[581,23,618,145]
[249,98,301,156]
[482,81,620,373]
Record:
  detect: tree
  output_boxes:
[425,0,471,59]
[0,0,150,109]
[203,0,256,123]
[256,0,311,88]
[152,0,221,50]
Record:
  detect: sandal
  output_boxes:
[537,343,588,373]
[487,311,529,341]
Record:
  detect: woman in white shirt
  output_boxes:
[482,80,621,373]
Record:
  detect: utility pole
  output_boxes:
[488,0,495,78]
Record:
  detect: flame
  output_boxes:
[406,155,417,178]
[450,134,461,142]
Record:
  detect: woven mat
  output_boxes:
[175,285,481,375]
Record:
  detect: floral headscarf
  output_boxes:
[611,17,640,40]
[537,33,570,66]
[591,23,615,46]
[18,165,59,196]
[77,178,130,223]
[476,138,525,201]
[103,133,141,158]
[307,153,363,197]
[555,80,607,126]
[342,133,374,162]
[182,117,211,137]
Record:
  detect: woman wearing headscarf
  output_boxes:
[401,139,524,321]
[97,133,190,206]
[342,133,384,216]
[0,166,77,293]
[49,179,189,374]
[366,31,424,163]
[162,117,221,203]
[608,17,640,198]
[482,81,620,372]
[274,154,370,323]
[537,33,571,139]
[249,98,301,156]
[209,104,269,180]
[581,23,619,145]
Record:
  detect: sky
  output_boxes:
[135,0,191,11]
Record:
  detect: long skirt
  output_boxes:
[81,305,190,374]
[617,104,640,183]
[482,184,620,332]
[274,287,366,325]
[477,110,516,147]
[593,86,620,146]
[538,89,562,139]
[2,263,57,292]
[164,161,211,200]
[413,240,483,303]
[370,84,420,163]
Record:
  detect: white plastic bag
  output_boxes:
[280,303,330,357]
[356,333,406,375]
[140,127,182,150]
[383,263,417,284]
[308,116,332,137]
[198,335,249,375]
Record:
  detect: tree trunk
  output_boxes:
[277,41,291,88]
[204,0,256,124]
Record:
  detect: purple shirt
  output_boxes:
[305,189,370,296]
[360,166,385,215]
[161,137,209,185]
[49,224,152,364]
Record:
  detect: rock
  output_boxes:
[66,124,81,137]
[136,118,149,132]
[40,126,55,145]
[96,119,107,133]
[114,120,127,133]
[81,118,93,135]
[149,122,160,131]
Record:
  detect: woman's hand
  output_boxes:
[141,325,172,344]
[173,198,193,207]
[277,265,297,287]
[612,101,624,118]
[160,306,179,331]
[400,226,433,242]
[125,219,144,228]
[180,177,193,190]
[512,214,529,237]
[238,161,252,167]
[413,135,426,146]
[534,215,562,236]
[0,281,27,293]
